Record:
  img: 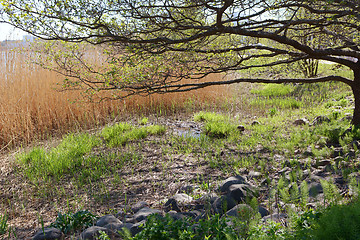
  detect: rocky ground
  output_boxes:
[1,115,360,240]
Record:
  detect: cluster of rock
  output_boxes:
[32,176,276,240]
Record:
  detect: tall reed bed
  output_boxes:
[0,43,227,151]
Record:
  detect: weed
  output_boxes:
[50,210,98,234]
[0,212,8,235]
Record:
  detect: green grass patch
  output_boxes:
[101,123,166,147]
[251,84,295,97]
[17,133,101,181]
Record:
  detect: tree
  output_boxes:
[1,0,360,124]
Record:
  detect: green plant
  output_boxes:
[50,210,98,234]
[312,200,360,240]
[132,214,238,240]
[17,133,101,181]
[139,117,149,125]
[101,122,165,147]
[0,212,8,235]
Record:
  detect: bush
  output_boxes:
[132,214,238,240]
[50,210,98,234]
[312,200,360,240]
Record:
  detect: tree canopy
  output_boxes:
[1,0,360,123]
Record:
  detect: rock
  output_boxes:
[133,207,162,222]
[248,171,262,179]
[182,210,202,218]
[103,222,123,232]
[311,116,330,126]
[258,206,270,218]
[303,146,314,156]
[263,213,288,223]
[79,226,118,240]
[332,148,344,157]
[308,182,323,197]
[179,185,194,194]
[228,184,256,203]
[219,176,246,193]
[163,198,181,212]
[314,160,331,168]
[131,201,149,213]
[212,195,237,214]
[130,220,146,236]
[251,120,260,126]
[96,215,122,227]
[237,125,245,131]
[198,193,218,204]
[32,227,63,240]
[293,118,309,126]
[225,204,252,219]
[172,193,193,204]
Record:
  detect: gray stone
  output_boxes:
[228,184,256,203]
[212,195,237,214]
[133,207,162,222]
[219,176,246,193]
[311,116,330,126]
[103,222,123,232]
[225,204,252,219]
[248,171,262,179]
[96,214,122,227]
[198,193,218,204]
[79,226,118,240]
[164,198,181,212]
[293,118,309,126]
[179,185,194,194]
[172,193,193,204]
[131,201,149,213]
[237,125,245,131]
[308,182,323,197]
[251,120,260,126]
[263,213,288,223]
[258,206,269,218]
[32,227,63,240]
[130,220,146,236]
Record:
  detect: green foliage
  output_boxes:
[248,221,288,240]
[291,208,321,240]
[101,122,166,147]
[312,200,360,240]
[139,117,149,125]
[50,210,98,234]
[251,84,295,97]
[194,112,239,138]
[194,111,228,123]
[17,133,101,181]
[131,214,238,240]
[0,212,8,235]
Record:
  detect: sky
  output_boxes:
[0,23,26,41]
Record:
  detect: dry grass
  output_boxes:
[0,43,228,151]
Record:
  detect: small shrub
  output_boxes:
[50,210,98,234]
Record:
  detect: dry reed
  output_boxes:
[0,42,228,151]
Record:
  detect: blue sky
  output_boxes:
[0,23,26,41]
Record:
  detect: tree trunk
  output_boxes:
[351,71,360,126]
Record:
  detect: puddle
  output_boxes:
[177,129,202,139]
